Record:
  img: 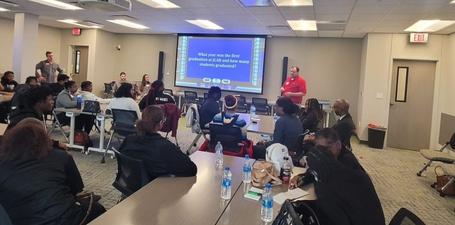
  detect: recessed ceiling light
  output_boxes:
[287,20,317,31]
[274,0,313,7]
[29,0,82,10]
[107,19,148,30]
[136,0,180,8]
[404,20,455,32]
[58,19,102,28]
[0,7,9,12]
[451,0,455,4]
[186,20,224,30]
[239,0,274,7]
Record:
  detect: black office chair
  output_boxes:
[203,92,208,100]
[235,96,249,113]
[388,208,426,225]
[252,97,271,115]
[0,204,12,225]
[104,83,114,98]
[163,89,173,96]
[111,148,149,199]
[208,115,251,157]
[101,109,138,163]
[183,91,198,113]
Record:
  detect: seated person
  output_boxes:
[0,71,18,92]
[253,97,303,159]
[300,98,323,132]
[290,144,384,225]
[10,76,38,110]
[212,95,247,139]
[119,105,197,182]
[139,74,151,95]
[199,86,221,129]
[138,80,175,110]
[108,83,141,118]
[48,74,69,97]
[332,99,356,150]
[113,72,128,92]
[79,81,111,104]
[0,119,106,225]
[56,81,94,134]
[7,86,68,150]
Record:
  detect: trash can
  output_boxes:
[368,127,387,149]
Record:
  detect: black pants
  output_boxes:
[57,113,95,134]
[65,154,85,196]
[80,202,106,225]
[253,142,271,159]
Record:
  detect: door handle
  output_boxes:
[390,102,395,106]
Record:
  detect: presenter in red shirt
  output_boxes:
[281,66,307,104]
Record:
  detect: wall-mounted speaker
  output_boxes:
[158,51,165,81]
[281,56,288,84]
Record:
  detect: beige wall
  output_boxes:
[36,25,61,72]
[358,33,446,148]
[92,30,121,95]
[0,18,13,71]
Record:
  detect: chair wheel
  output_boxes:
[440,193,446,197]
[85,151,90,155]
[417,172,422,177]
[110,155,115,159]
[431,183,436,188]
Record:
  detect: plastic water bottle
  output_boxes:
[221,167,232,200]
[215,141,223,169]
[242,155,252,183]
[281,157,292,185]
[76,95,83,109]
[250,104,256,119]
[261,183,273,222]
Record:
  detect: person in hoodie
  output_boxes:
[119,105,197,183]
[7,86,67,150]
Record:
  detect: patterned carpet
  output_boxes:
[56,119,455,225]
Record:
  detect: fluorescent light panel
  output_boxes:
[107,19,148,30]
[0,7,9,11]
[136,0,180,8]
[186,20,223,30]
[58,19,102,28]
[274,0,313,6]
[287,20,317,31]
[29,0,82,10]
[239,0,274,7]
[404,20,455,32]
[451,0,455,4]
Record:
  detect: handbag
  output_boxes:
[252,160,281,187]
[74,131,92,148]
[433,166,455,196]
[83,100,101,113]
[273,200,320,225]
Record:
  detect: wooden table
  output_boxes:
[0,123,7,135]
[216,167,316,225]
[0,92,13,103]
[89,151,247,225]
[237,113,275,135]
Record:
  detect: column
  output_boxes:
[12,13,39,82]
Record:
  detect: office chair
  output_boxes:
[104,83,114,98]
[111,148,149,200]
[252,97,271,115]
[388,208,426,225]
[163,89,173,96]
[235,95,249,113]
[417,132,455,176]
[185,104,209,154]
[101,109,138,163]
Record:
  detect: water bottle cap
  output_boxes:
[217,141,221,144]
[245,154,249,159]
[265,183,272,188]
[224,167,230,171]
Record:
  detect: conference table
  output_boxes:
[237,113,275,135]
[0,91,13,103]
[89,151,315,225]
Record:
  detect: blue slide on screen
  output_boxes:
[175,35,266,94]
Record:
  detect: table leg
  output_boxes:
[324,111,330,128]
[67,112,75,146]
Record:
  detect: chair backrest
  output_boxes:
[163,89,173,96]
[388,208,426,225]
[112,149,149,197]
[252,97,268,106]
[209,122,243,152]
[111,109,138,137]
[104,83,113,93]
[450,132,455,149]
[238,96,246,104]
[203,92,208,99]
[184,91,198,100]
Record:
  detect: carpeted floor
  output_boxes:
[57,119,455,225]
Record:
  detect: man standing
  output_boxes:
[281,66,307,104]
[36,51,63,83]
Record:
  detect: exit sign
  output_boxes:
[409,33,428,43]
[72,28,81,36]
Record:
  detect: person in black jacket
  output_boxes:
[120,105,197,182]
[300,98,323,132]
[0,119,105,225]
[10,76,38,110]
[138,80,175,110]
[48,74,69,97]
[332,99,356,150]
[0,71,18,92]
[199,86,221,128]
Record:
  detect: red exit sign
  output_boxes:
[72,28,81,36]
[409,33,428,43]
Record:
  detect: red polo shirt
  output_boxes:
[282,75,307,104]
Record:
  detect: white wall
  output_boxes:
[358,33,446,148]
[0,18,13,71]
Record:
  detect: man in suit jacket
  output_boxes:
[332,99,356,150]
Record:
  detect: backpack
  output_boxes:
[273,200,321,225]
[185,104,201,133]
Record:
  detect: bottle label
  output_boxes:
[243,165,251,172]
[262,199,273,208]
[222,178,231,187]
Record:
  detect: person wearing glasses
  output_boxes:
[119,105,197,183]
